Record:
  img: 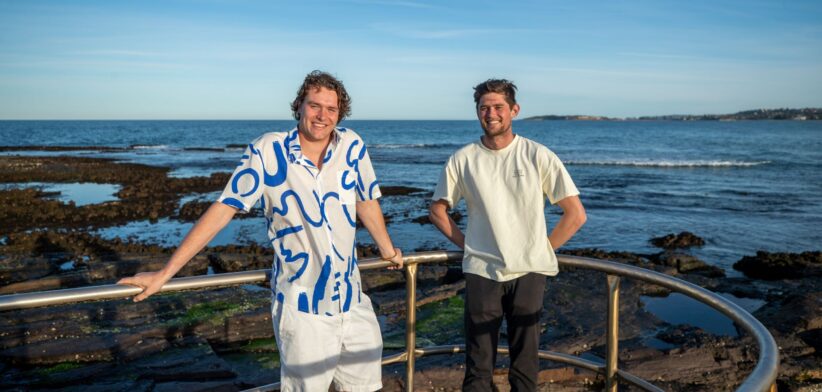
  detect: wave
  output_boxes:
[566,159,771,168]
[130,144,169,150]
[372,143,464,149]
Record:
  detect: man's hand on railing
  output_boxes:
[117,271,170,302]
[384,247,404,270]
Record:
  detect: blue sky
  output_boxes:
[1,0,820,120]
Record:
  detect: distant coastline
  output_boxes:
[523,107,822,121]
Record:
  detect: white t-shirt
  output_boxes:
[432,135,579,281]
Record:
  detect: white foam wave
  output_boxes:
[566,159,771,168]
[373,143,466,149]
[131,144,169,150]
[373,143,441,149]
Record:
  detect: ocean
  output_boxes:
[1,119,820,276]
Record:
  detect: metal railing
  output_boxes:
[0,252,779,391]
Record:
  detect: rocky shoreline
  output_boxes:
[1,154,820,391]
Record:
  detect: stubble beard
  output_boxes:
[482,121,511,139]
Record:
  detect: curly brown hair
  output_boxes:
[473,79,518,108]
[291,70,352,122]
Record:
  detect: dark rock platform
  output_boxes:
[1,155,820,390]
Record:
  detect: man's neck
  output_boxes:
[298,132,333,170]
[481,132,515,150]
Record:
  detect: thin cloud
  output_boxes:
[347,0,437,9]
[73,50,166,57]
[371,23,542,39]
[618,52,702,60]
[383,54,455,65]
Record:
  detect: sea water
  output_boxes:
[1,119,820,273]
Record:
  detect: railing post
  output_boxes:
[606,274,621,392]
[405,263,418,392]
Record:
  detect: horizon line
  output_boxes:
[2,107,820,122]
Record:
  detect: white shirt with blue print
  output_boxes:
[217,127,382,316]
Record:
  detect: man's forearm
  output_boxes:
[429,200,465,249]
[547,214,584,250]
[356,200,396,258]
[160,202,237,279]
[548,196,586,250]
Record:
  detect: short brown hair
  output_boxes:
[291,70,352,122]
[473,79,517,108]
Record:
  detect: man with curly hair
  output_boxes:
[120,70,402,391]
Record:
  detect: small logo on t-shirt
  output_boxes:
[513,169,525,177]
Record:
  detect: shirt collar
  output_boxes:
[285,127,344,167]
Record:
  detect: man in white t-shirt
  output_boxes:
[429,79,586,392]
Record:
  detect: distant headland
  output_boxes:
[522,108,822,121]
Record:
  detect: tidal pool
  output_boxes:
[2,182,121,206]
[641,292,766,337]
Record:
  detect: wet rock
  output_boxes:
[132,340,236,382]
[620,344,754,391]
[206,243,272,257]
[0,156,233,234]
[379,186,428,196]
[650,231,705,249]
[410,214,429,225]
[361,269,405,292]
[0,254,208,294]
[798,328,822,352]
[0,286,271,364]
[177,200,263,222]
[10,362,119,389]
[3,204,822,392]
[191,308,273,346]
[541,268,662,355]
[733,251,822,280]
[559,248,650,266]
[357,244,381,258]
[558,248,674,295]
[381,355,594,391]
[411,211,463,225]
[207,252,271,274]
[152,380,239,392]
[754,292,822,335]
[1,231,171,262]
[605,326,762,390]
[371,279,467,317]
[0,146,127,152]
[652,252,725,277]
[54,379,154,392]
[0,256,59,286]
[0,334,119,365]
[176,200,213,221]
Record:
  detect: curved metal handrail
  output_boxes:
[0,251,778,391]
[559,255,778,392]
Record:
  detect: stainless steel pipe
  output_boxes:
[0,251,778,392]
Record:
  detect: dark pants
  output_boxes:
[463,273,546,392]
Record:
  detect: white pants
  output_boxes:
[272,295,383,392]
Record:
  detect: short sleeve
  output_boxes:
[217,136,268,212]
[541,149,579,205]
[352,138,381,201]
[432,155,463,208]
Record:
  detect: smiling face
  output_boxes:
[297,86,340,144]
[477,92,520,139]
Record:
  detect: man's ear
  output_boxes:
[511,104,521,118]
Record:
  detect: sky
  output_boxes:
[1,0,821,120]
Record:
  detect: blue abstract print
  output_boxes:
[217,127,382,316]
